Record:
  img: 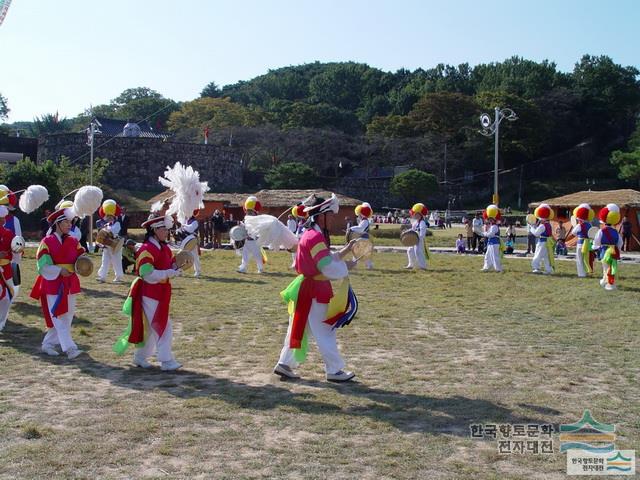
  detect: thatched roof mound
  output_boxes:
[529,189,640,208]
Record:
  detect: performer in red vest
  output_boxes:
[114,213,182,370]
[30,206,85,359]
[0,206,16,331]
[274,194,357,382]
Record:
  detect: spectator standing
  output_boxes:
[472,212,483,251]
[620,215,632,251]
[211,209,224,249]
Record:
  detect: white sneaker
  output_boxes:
[237,266,247,273]
[600,278,607,287]
[193,272,201,278]
[481,268,489,272]
[66,347,83,360]
[96,277,105,283]
[273,363,300,379]
[404,265,413,269]
[532,269,541,274]
[42,346,59,356]
[160,359,182,371]
[326,370,355,382]
[133,357,153,368]
[604,283,616,291]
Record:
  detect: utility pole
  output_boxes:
[86,119,101,252]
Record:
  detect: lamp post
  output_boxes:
[86,118,101,252]
[479,107,517,205]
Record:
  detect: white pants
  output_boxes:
[42,294,77,353]
[239,240,263,272]
[98,247,124,281]
[0,294,10,331]
[532,241,553,273]
[483,243,502,271]
[10,262,20,299]
[278,299,346,375]
[600,260,615,286]
[576,240,587,278]
[192,250,201,275]
[407,239,427,269]
[134,297,175,362]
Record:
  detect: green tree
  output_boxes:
[167,97,262,138]
[30,113,72,136]
[610,149,640,185]
[4,159,62,212]
[610,122,640,185]
[265,162,319,189]
[389,169,439,204]
[408,92,479,141]
[572,55,640,136]
[57,157,110,195]
[0,93,9,120]
[201,81,222,98]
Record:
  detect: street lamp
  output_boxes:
[479,107,518,205]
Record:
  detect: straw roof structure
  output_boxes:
[149,189,363,208]
[529,189,640,209]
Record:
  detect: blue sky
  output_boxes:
[1,0,638,122]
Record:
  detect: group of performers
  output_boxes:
[0,168,630,380]
[476,202,624,290]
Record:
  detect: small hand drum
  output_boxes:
[74,255,94,277]
[570,215,578,228]
[351,238,373,260]
[526,214,538,226]
[230,225,248,249]
[11,235,25,254]
[400,230,419,247]
[174,250,194,271]
[180,234,198,252]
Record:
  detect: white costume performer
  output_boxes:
[349,202,374,270]
[481,204,502,272]
[177,212,201,277]
[406,203,428,270]
[593,203,623,291]
[97,199,124,283]
[530,203,554,274]
[238,196,264,274]
[571,203,595,278]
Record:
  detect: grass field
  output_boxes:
[0,248,638,479]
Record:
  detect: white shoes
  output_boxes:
[273,363,300,379]
[326,370,356,382]
[66,347,83,360]
[161,359,182,371]
[42,346,60,356]
[532,269,541,274]
[133,356,153,368]
[600,278,607,287]
[604,283,616,291]
[481,268,489,272]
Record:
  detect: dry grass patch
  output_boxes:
[0,248,638,479]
